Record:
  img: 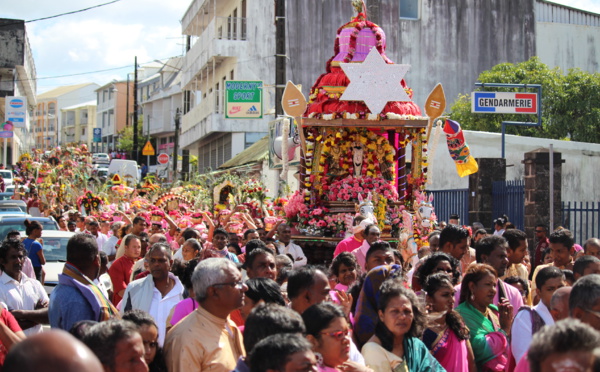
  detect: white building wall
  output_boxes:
[536,22,600,73]
[426,130,600,203]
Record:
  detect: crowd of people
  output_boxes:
[0,201,599,372]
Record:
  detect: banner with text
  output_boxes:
[225,81,263,119]
[4,96,27,128]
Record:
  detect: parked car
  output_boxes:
[0,205,27,216]
[92,153,110,165]
[0,216,58,240]
[20,230,73,294]
[0,170,13,187]
[96,167,109,182]
[0,200,27,213]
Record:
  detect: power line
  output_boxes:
[11,55,183,84]
[26,0,122,23]
[0,0,122,28]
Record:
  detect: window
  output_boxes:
[245,132,266,148]
[400,0,419,19]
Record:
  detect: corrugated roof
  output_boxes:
[219,135,269,169]
[37,83,96,100]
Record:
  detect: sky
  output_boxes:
[1,0,599,94]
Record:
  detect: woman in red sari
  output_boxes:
[423,273,476,372]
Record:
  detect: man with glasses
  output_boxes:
[164,258,247,372]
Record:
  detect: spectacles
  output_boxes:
[320,329,350,341]
[535,230,545,233]
[584,308,600,319]
[213,281,245,290]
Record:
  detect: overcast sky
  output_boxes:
[1,0,599,94]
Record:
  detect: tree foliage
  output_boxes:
[116,120,144,152]
[449,57,600,143]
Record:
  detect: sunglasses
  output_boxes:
[320,329,350,341]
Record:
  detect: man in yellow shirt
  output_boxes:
[164,258,247,372]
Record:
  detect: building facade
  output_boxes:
[61,101,97,148]
[95,81,133,153]
[0,18,36,164]
[179,0,270,172]
[139,57,184,169]
[33,83,99,149]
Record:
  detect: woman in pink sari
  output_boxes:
[423,273,476,372]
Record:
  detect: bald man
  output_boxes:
[4,330,103,372]
[549,286,572,322]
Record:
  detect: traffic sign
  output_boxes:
[142,140,155,156]
[225,81,263,119]
[157,153,169,165]
[471,92,537,114]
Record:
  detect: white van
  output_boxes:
[108,159,140,184]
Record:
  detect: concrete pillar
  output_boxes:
[469,158,506,230]
[522,148,563,251]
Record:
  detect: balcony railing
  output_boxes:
[182,16,247,89]
[182,90,224,133]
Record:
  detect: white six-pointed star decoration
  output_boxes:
[340,47,412,114]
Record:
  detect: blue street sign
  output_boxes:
[93,128,102,143]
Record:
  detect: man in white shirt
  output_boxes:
[275,224,307,268]
[102,221,124,263]
[510,266,565,363]
[88,220,108,253]
[0,239,49,336]
[120,243,183,346]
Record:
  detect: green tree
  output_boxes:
[116,120,144,152]
[450,57,600,143]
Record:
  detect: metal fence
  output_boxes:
[492,180,525,231]
[426,189,470,225]
[561,202,600,246]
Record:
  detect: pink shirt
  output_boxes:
[333,236,363,258]
[170,297,199,326]
[351,240,370,272]
[454,279,524,318]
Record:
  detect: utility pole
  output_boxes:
[275,0,285,116]
[133,56,139,163]
[172,108,180,182]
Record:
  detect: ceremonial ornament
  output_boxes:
[340,47,412,114]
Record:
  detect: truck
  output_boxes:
[107,159,140,184]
